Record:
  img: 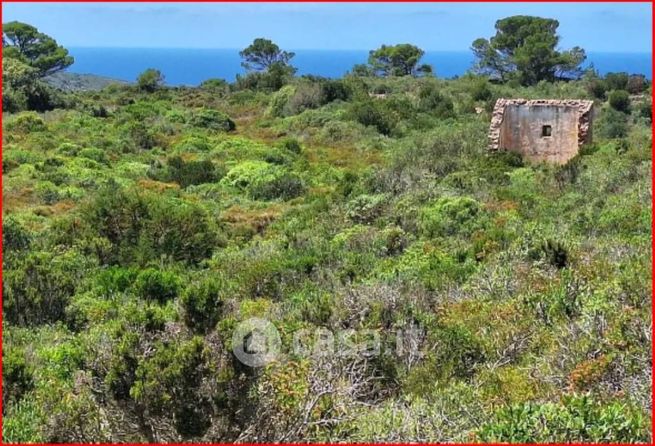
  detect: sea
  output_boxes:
[65,47,653,86]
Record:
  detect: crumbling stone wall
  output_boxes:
[489,99,593,164]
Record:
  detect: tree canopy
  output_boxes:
[3,21,74,77]
[137,68,164,92]
[367,44,432,77]
[471,15,586,85]
[240,38,295,73]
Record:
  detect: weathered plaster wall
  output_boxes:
[489,99,593,164]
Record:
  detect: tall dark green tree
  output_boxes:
[471,16,586,85]
[239,38,295,73]
[3,21,73,77]
[368,44,432,77]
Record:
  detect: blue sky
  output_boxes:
[2,2,652,53]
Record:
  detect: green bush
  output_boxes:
[249,171,306,201]
[149,156,222,188]
[78,147,109,165]
[137,68,164,92]
[3,250,86,325]
[604,72,629,91]
[278,137,302,154]
[347,100,396,135]
[3,216,31,256]
[420,196,484,237]
[470,79,493,101]
[133,268,180,303]
[189,108,235,132]
[417,84,455,118]
[84,185,218,265]
[180,276,225,333]
[346,194,387,224]
[221,160,305,200]
[3,348,34,408]
[596,108,629,139]
[6,112,46,133]
[130,337,213,437]
[608,89,630,113]
[94,266,138,296]
[477,395,649,443]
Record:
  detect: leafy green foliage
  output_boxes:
[240,38,295,73]
[367,44,432,77]
[189,108,235,131]
[3,250,87,325]
[134,268,181,303]
[221,160,305,200]
[3,21,73,76]
[137,68,164,92]
[478,396,649,443]
[83,185,219,265]
[608,89,631,113]
[420,196,484,237]
[472,15,586,84]
[149,156,223,188]
[180,276,225,333]
[2,22,651,444]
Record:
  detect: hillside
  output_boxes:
[44,71,130,92]
[3,72,652,443]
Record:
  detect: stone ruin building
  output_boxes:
[488,99,594,164]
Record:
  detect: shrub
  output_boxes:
[420,196,483,237]
[95,266,138,296]
[608,89,630,113]
[321,78,352,103]
[189,108,235,132]
[286,82,324,115]
[626,74,648,94]
[6,112,46,133]
[267,85,295,117]
[249,172,306,201]
[133,268,180,302]
[3,348,34,408]
[604,72,629,91]
[221,160,281,189]
[3,217,31,256]
[596,108,629,139]
[221,160,305,200]
[278,137,302,154]
[3,250,86,325]
[127,122,158,150]
[530,239,569,269]
[180,276,225,333]
[78,147,109,165]
[347,100,396,135]
[346,194,387,224]
[470,79,493,101]
[585,78,607,100]
[199,78,229,92]
[85,185,218,265]
[425,324,485,382]
[137,68,164,92]
[149,156,221,188]
[141,198,218,264]
[417,84,455,118]
[477,395,649,443]
[130,337,213,437]
[636,99,652,123]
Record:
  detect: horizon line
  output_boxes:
[64,46,653,55]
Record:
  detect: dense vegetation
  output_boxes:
[2,17,653,443]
